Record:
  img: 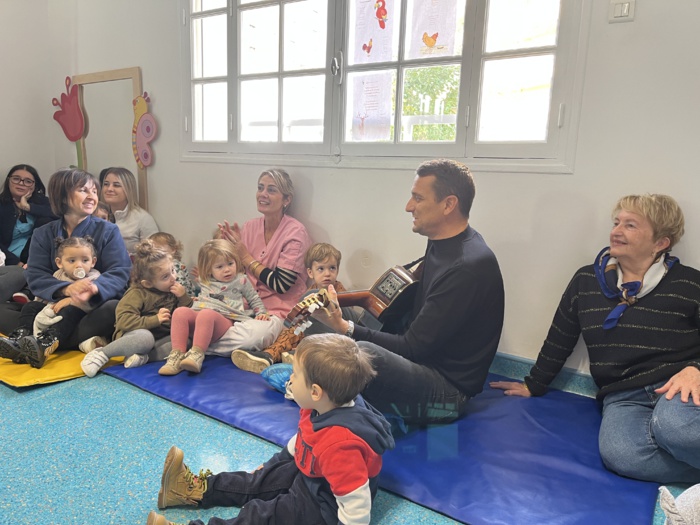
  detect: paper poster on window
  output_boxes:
[352,0,396,64]
[407,0,458,59]
[350,72,393,141]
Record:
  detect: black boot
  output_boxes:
[0,327,33,363]
[17,329,59,369]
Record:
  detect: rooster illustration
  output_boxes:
[422,32,439,48]
[362,38,373,56]
[375,0,388,29]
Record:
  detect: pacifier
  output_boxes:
[74,268,86,279]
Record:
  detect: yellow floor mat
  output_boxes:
[0,336,122,387]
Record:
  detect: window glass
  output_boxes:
[283,0,328,71]
[282,75,325,142]
[193,82,228,141]
[485,0,560,53]
[403,0,466,60]
[345,70,396,143]
[347,0,400,65]
[478,54,555,142]
[240,6,280,75]
[192,14,227,79]
[401,64,461,142]
[192,0,226,13]
[240,78,279,142]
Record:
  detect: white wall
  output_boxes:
[0,0,53,176]
[5,0,700,375]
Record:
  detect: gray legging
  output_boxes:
[101,329,173,362]
[0,265,27,302]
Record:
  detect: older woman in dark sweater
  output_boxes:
[0,164,57,302]
[492,194,700,484]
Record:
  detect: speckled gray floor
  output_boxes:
[0,374,459,525]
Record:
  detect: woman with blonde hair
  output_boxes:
[100,167,158,253]
[219,168,313,318]
[492,194,700,484]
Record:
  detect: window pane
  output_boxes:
[485,0,560,53]
[193,82,228,142]
[240,6,279,75]
[347,0,400,65]
[192,0,227,13]
[240,79,278,142]
[401,64,460,142]
[478,54,554,142]
[192,15,227,79]
[404,0,466,60]
[283,0,327,71]
[282,75,324,142]
[345,70,396,142]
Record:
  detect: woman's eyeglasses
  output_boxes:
[9,176,35,187]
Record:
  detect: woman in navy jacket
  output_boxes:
[0,168,131,352]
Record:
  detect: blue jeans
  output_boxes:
[599,381,700,483]
[358,341,469,426]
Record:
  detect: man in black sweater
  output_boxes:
[317,159,505,425]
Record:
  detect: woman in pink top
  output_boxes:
[220,169,312,319]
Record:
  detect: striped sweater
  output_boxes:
[525,262,700,400]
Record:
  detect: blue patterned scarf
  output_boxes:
[594,246,678,330]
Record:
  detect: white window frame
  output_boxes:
[179,0,591,173]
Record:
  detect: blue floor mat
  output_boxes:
[105,356,658,525]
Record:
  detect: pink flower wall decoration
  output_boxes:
[52,77,85,142]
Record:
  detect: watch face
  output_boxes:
[377,273,403,300]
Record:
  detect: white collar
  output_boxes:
[113,204,131,219]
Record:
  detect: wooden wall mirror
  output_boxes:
[72,67,149,210]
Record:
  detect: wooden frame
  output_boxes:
[72,67,149,210]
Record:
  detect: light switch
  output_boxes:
[609,0,636,23]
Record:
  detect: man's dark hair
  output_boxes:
[416,159,475,218]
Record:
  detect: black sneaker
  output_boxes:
[0,327,32,363]
[231,348,273,374]
[17,331,59,369]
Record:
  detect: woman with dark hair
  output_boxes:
[0,168,131,365]
[0,164,57,302]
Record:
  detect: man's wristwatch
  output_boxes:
[344,320,355,338]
